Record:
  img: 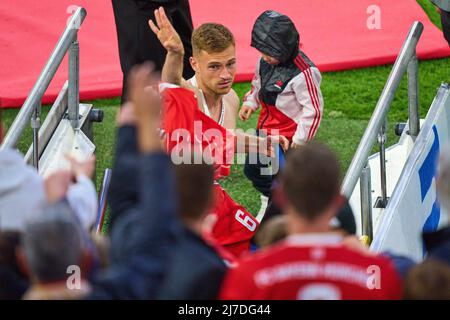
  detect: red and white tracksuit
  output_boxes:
[243,52,324,145]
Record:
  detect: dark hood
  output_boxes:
[251,10,299,63]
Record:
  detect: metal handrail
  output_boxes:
[1,7,87,150]
[341,21,423,199]
[96,168,112,233]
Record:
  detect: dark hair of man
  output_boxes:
[175,163,215,222]
[404,259,450,300]
[281,142,341,221]
[0,231,24,277]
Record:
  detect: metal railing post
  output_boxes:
[341,21,424,198]
[408,54,420,140]
[360,162,373,243]
[378,119,388,207]
[96,168,113,233]
[31,102,41,169]
[68,36,80,129]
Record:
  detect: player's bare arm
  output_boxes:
[224,89,289,155]
[222,88,239,130]
[148,7,189,86]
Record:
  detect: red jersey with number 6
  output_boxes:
[161,86,259,258]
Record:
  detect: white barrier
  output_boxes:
[371,84,450,261]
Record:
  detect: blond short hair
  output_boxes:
[191,23,235,56]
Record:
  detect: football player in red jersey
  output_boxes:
[150,7,288,258]
[161,86,287,258]
[220,142,403,299]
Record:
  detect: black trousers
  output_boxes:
[244,153,273,198]
[442,10,450,46]
[243,130,276,198]
[244,131,356,235]
[112,0,195,103]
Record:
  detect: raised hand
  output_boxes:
[128,63,161,124]
[127,63,163,152]
[148,7,184,55]
[65,154,96,179]
[44,170,72,203]
[116,102,136,127]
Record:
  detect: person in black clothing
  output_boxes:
[0,231,28,299]
[157,163,227,299]
[101,65,226,299]
[112,0,194,103]
[403,259,450,299]
[431,0,450,46]
[90,66,178,299]
[443,10,450,46]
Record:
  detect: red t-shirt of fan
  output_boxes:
[220,234,403,300]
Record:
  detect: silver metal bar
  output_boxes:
[24,82,69,164]
[96,168,113,233]
[68,37,80,129]
[360,162,373,243]
[32,103,41,169]
[37,104,94,178]
[379,120,388,207]
[1,7,86,150]
[408,54,420,140]
[341,21,424,198]
[370,84,450,254]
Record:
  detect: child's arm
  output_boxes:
[239,62,262,121]
[291,67,324,148]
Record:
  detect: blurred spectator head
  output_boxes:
[175,163,215,225]
[404,258,450,299]
[437,146,450,216]
[0,230,23,274]
[254,215,288,248]
[19,200,87,283]
[0,230,29,299]
[331,198,357,235]
[281,142,343,228]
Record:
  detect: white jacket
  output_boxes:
[0,148,97,231]
[243,52,324,145]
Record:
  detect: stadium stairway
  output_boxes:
[349,83,450,262]
[344,21,450,261]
